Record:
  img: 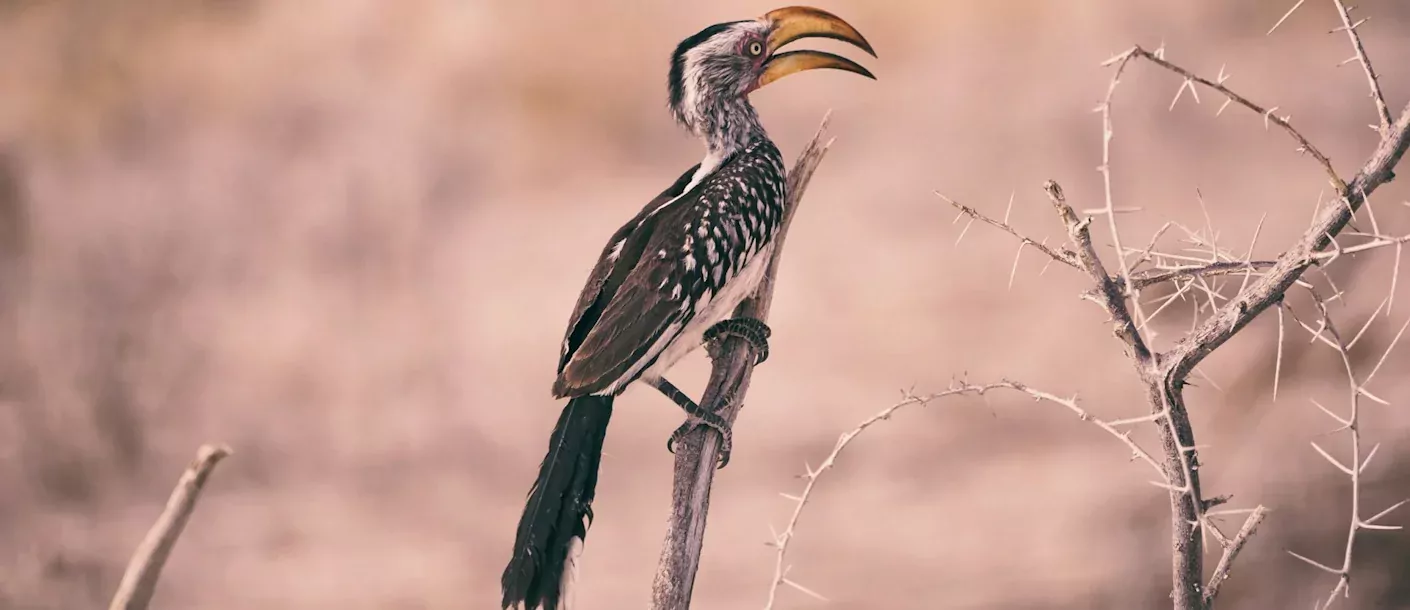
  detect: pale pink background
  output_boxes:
[2,1,1409,608]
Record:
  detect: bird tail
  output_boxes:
[501,395,614,610]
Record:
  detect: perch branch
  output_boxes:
[108,444,232,610]
[649,114,833,610]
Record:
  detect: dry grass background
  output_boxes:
[1,0,1409,608]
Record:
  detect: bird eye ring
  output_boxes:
[747,41,763,57]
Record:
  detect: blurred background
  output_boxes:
[2,0,1409,608]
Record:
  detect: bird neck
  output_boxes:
[685,96,767,168]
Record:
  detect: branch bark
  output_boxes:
[1044,181,1209,609]
[649,114,834,610]
[109,444,231,610]
[1105,46,1409,609]
[1164,97,1410,382]
[946,34,1406,610]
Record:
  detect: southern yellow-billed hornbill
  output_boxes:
[501,7,874,609]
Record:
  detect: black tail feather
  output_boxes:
[502,395,614,610]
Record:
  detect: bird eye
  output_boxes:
[747,41,763,57]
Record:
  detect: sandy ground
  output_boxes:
[2,1,1410,608]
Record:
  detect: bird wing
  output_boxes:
[553,163,701,395]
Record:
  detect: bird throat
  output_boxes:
[682,94,766,175]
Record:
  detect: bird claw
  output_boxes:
[704,317,772,365]
[666,414,734,469]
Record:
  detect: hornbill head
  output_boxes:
[668,6,875,132]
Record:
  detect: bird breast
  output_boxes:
[638,241,775,386]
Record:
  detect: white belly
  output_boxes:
[617,243,775,392]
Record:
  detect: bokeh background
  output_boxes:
[2,1,1409,608]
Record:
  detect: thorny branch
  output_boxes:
[1285,295,1409,609]
[763,380,1167,609]
[1330,0,1393,134]
[109,444,231,610]
[650,114,834,610]
[1202,505,1269,605]
[940,10,1408,607]
[1043,180,1211,610]
[1105,46,1346,192]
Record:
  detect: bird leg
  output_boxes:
[703,317,771,365]
[644,376,734,469]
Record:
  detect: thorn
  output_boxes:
[781,577,830,602]
[1359,443,1380,473]
[1288,550,1343,575]
[955,217,975,246]
[1267,0,1308,35]
[1310,441,1355,475]
[1310,399,1351,427]
[1365,499,1408,524]
[1008,242,1026,290]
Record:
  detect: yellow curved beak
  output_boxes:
[757,6,876,89]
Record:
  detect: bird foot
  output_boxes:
[703,317,771,365]
[666,395,735,469]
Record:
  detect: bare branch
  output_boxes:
[1203,505,1269,605]
[1043,181,1153,361]
[1287,297,1406,608]
[650,115,832,610]
[1128,261,1279,290]
[1157,67,1410,395]
[1041,178,1210,608]
[1096,52,1153,332]
[1117,46,1346,190]
[1330,0,1393,133]
[938,192,1080,270]
[109,444,232,610]
[763,380,1163,609]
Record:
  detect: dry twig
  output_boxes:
[943,29,1408,606]
[650,114,833,610]
[1203,505,1269,605]
[763,379,1166,609]
[1330,0,1393,134]
[1285,296,1409,609]
[108,444,232,610]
